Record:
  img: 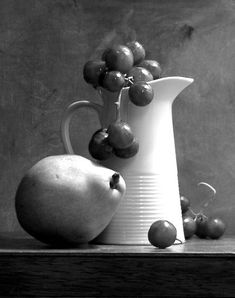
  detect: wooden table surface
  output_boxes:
[0,233,235,297]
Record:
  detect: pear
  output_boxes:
[15,155,126,246]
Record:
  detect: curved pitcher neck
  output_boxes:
[97,76,194,126]
[149,76,194,104]
[98,76,194,105]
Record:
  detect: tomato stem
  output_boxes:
[97,86,103,98]
[197,181,216,213]
[188,207,197,217]
[198,182,216,195]
[125,76,134,85]
[175,238,183,245]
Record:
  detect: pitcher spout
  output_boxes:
[150,76,194,104]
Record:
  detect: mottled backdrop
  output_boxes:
[1,0,235,234]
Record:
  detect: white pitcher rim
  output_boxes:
[123,76,194,90]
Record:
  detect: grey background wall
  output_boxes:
[1,0,235,235]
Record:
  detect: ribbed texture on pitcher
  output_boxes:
[95,173,185,245]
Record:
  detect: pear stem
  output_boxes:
[110,172,120,189]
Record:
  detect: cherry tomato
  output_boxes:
[114,138,139,158]
[83,60,106,87]
[102,71,125,92]
[138,60,161,79]
[126,41,146,65]
[206,217,226,239]
[88,128,113,161]
[183,215,196,239]
[128,66,153,83]
[180,196,190,214]
[195,214,209,239]
[104,45,134,74]
[107,121,134,149]
[129,81,154,106]
[148,220,177,249]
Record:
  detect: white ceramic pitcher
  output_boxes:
[61,76,194,245]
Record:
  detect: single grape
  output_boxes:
[126,41,146,65]
[128,66,153,83]
[138,60,162,79]
[114,138,139,158]
[206,217,226,239]
[104,45,134,74]
[102,71,125,92]
[107,120,134,149]
[83,60,106,87]
[195,214,209,239]
[88,128,113,160]
[180,196,190,214]
[183,215,196,239]
[148,220,177,249]
[129,81,154,106]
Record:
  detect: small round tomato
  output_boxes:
[148,220,177,249]
[102,71,125,92]
[126,41,146,65]
[88,128,113,161]
[104,45,134,74]
[183,215,196,239]
[128,66,153,83]
[206,217,226,239]
[83,60,106,87]
[180,196,190,214]
[195,214,209,239]
[138,60,162,79]
[114,138,139,159]
[107,121,134,149]
[129,81,154,106]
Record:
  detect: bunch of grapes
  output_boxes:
[148,182,226,249]
[83,41,162,161]
[180,182,226,240]
[180,194,226,240]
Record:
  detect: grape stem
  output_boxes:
[125,75,134,85]
[97,86,103,98]
[188,207,198,217]
[189,207,209,221]
[114,76,134,122]
[114,89,122,122]
[197,181,216,213]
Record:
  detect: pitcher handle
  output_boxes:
[61,100,103,154]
